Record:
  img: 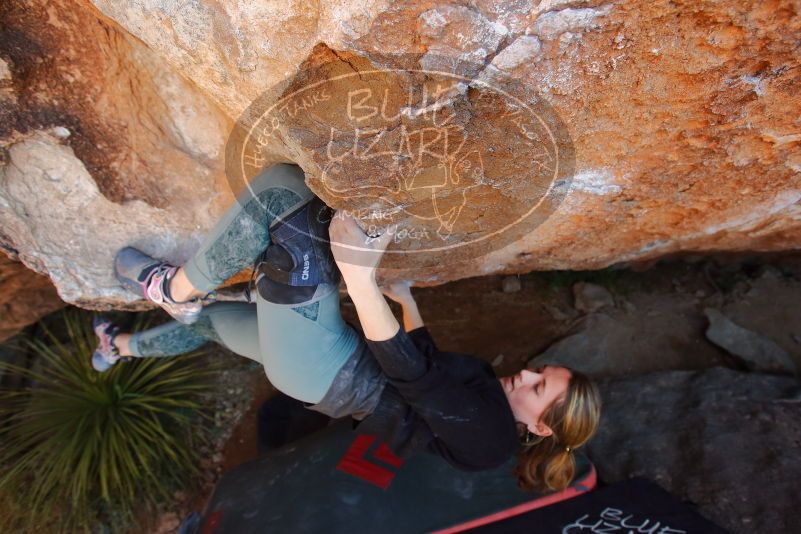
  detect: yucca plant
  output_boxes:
[0,309,217,532]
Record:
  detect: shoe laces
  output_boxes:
[246,253,263,304]
[145,264,178,304]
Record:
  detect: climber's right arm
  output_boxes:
[381,281,425,333]
[329,211,399,342]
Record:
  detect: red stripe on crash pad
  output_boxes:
[432,464,598,533]
[201,510,223,534]
[336,434,397,490]
[373,443,404,468]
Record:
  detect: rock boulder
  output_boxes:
[1,0,799,317]
[587,367,801,533]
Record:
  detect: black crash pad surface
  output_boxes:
[469,476,730,534]
[198,419,595,533]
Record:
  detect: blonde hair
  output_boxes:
[514,368,601,492]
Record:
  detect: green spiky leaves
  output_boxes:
[0,310,216,532]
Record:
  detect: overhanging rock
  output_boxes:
[1,0,799,312]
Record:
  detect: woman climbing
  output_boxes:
[94,163,602,491]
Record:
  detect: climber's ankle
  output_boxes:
[114,333,135,357]
[169,267,203,303]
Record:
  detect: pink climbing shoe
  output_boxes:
[91,316,129,372]
[114,246,204,324]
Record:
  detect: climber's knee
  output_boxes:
[255,197,340,306]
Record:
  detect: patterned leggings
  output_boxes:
[128,164,362,404]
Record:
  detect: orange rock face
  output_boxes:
[1,0,799,331]
[0,0,233,323]
[228,45,576,272]
[0,255,63,342]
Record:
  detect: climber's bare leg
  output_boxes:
[114,333,134,357]
[92,302,262,372]
[178,164,314,297]
[169,268,204,303]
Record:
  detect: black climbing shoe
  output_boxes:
[255,197,341,306]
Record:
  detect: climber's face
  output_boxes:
[500,365,572,437]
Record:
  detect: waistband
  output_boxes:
[306,339,388,420]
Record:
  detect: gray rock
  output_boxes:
[528,312,617,376]
[756,264,784,280]
[586,367,801,534]
[529,307,726,378]
[501,275,522,293]
[51,126,71,139]
[541,302,575,321]
[703,308,796,375]
[620,298,637,313]
[0,58,10,81]
[529,6,613,41]
[572,281,615,313]
[0,132,216,309]
[490,35,541,70]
